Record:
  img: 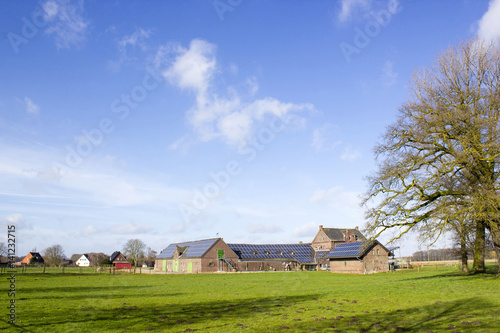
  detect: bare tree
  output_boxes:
[363,38,500,274]
[122,239,146,267]
[144,247,157,267]
[0,242,7,260]
[43,244,66,267]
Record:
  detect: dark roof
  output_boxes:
[157,238,220,259]
[325,240,388,259]
[227,243,315,264]
[110,251,124,262]
[28,252,44,263]
[322,228,366,241]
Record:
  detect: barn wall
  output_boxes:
[362,244,389,274]
[330,259,364,274]
[236,260,300,272]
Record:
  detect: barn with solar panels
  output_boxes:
[155,238,239,273]
[227,242,317,271]
[324,240,392,274]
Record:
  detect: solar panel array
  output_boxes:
[157,238,219,259]
[315,250,329,259]
[325,241,373,258]
[227,243,315,264]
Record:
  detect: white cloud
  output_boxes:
[42,0,89,49]
[109,28,152,71]
[0,213,32,230]
[247,223,283,234]
[311,123,341,151]
[293,222,318,237]
[478,0,500,42]
[337,0,400,24]
[80,225,98,236]
[157,39,314,147]
[109,222,152,234]
[338,0,371,23]
[309,186,363,222]
[119,28,151,49]
[23,97,40,115]
[381,60,398,87]
[340,147,362,161]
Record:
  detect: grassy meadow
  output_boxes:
[1,265,499,332]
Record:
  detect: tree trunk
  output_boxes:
[487,222,500,276]
[460,229,469,273]
[473,220,486,273]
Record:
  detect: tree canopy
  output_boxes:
[363,38,500,274]
[122,239,146,267]
[43,244,66,267]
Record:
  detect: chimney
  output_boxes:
[299,241,303,244]
[355,226,359,230]
[319,225,323,230]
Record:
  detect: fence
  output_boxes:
[0,265,155,275]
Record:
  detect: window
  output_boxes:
[277,251,283,255]
[377,249,380,255]
[252,251,259,255]
[264,251,271,255]
[344,261,347,266]
[209,262,214,267]
[289,251,295,255]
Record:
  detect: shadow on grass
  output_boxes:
[403,264,499,281]
[10,293,325,332]
[16,285,161,300]
[272,297,500,332]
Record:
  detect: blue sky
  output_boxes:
[1,0,499,258]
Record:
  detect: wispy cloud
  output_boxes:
[478,0,500,42]
[340,147,361,161]
[336,0,400,24]
[23,97,40,115]
[42,0,89,49]
[293,222,318,238]
[338,0,371,23]
[311,123,341,151]
[156,39,314,147]
[381,60,398,87]
[247,223,283,234]
[109,28,152,71]
[108,222,152,234]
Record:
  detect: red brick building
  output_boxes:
[110,251,131,268]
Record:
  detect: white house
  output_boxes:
[76,254,91,267]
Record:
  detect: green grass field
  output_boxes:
[1,266,499,332]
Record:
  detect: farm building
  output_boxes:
[110,251,132,268]
[325,240,392,274]
[75,254,91,267]
[21,252,44,265]
[227,242,317,271]
[312,225,367,270]
[155,226,392,274]
[156,238,239,273]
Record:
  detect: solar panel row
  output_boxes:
[325,241,373,258]
[157,238,219,258]
[227,243,315,263]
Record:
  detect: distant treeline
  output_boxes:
[411,247,497,262]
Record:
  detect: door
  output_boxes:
[187,262,193,273]
[173,259,179,272]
